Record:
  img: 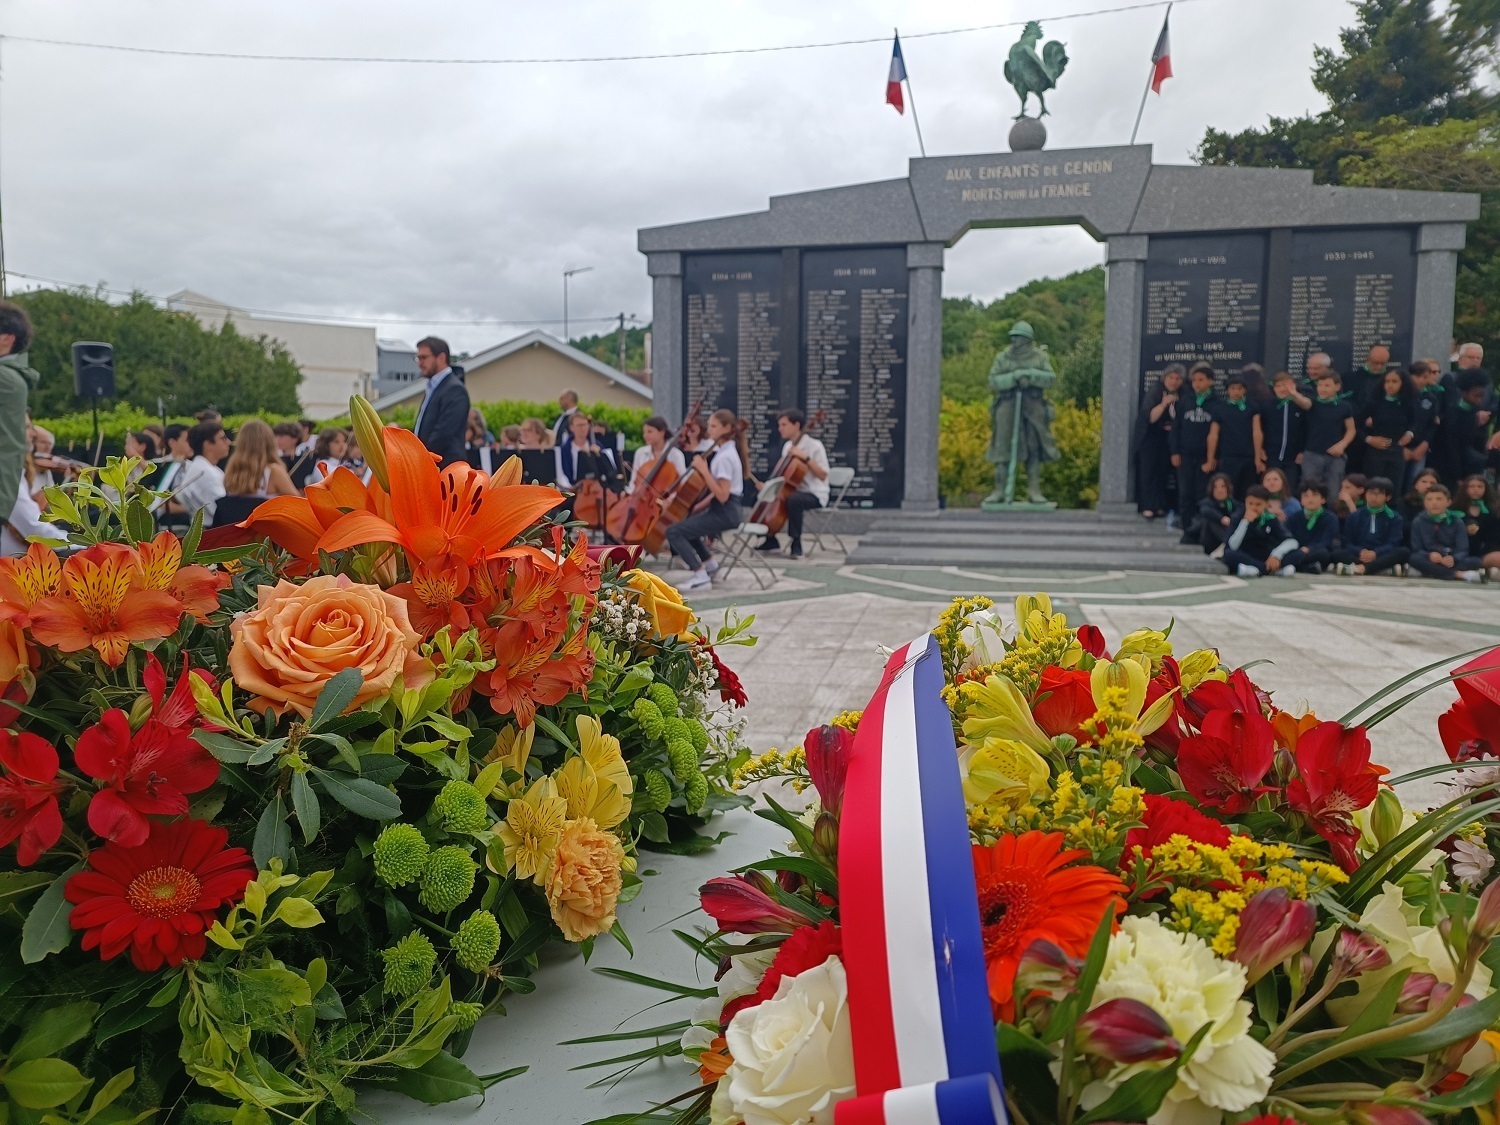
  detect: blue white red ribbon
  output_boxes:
[836,634,1006,1125]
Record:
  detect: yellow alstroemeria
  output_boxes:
[1115,627,1173,666]
[1090,657,1175,736]
[577,715,633,800]
[485,723,536,796]
[1177,649,1228,694]
[625,569,696,639]
[553,755,632,831]
[960,736,1050,809]
[493,777,567,885]
[960,674,1052,755]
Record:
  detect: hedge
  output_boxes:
[938,396,1101,509]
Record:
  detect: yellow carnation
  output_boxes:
[545,817,625,942]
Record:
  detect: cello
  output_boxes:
[605,399,702,553]
[749,409,825,537]
[655,415,749,538]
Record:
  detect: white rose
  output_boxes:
[722,956,856,1125]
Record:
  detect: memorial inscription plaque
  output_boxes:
[682,252,784,480]
[1286,228,1417,379]
[800,248,909,508]
[1138,233,1267,403]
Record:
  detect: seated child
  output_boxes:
[1409,484,1482,582]
[1333,476,1410,575]
[1261,466,1301,522]
[1334,472,1369,520]
[1401,467,1441,534]
[1222,485,1299,578]
[1197,472,1238,556]
[1460,475,1500,578]
[1285,481,1336,573]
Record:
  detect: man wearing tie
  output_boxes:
[413,336,469,468]
[552,388,580,444]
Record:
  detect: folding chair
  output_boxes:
[805,466,856,557]
[713,477,782,589]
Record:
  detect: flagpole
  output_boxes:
[895,28,927,158]
[1130,1,1171,145]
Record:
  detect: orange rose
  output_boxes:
[544,817,624,942]
[0,611,38,726]
[228,574,432,720]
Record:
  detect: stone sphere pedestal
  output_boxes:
[1009,116,1047,152]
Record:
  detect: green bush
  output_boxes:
[36,405,302,455]
[938,395,1100,510]
[378,400,652,446]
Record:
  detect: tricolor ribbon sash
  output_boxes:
[836,635,1007,1125]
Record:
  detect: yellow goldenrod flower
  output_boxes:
[494,778,567,885]
[960,674,1052,755]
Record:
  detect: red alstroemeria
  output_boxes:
[0,611,39,728]
[1176,707,1276,814]
[1122,793,1231,861]
[803,725,852,818]
[475,623,594,728]
[1438,650,1500,761]
[1031,666,1097,742]
[1286,721,1380,871]
[135,532,229,624]
[142,653,221,732]
[1076,624,1109,659]
[74,709,221,847]
[65,817,254,971]
[28,544,184,667]
[699,872,809,934]
[0,729,64,865]
[722,920,843,1026]
[1076,998,1180,1064]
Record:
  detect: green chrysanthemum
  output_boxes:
[663,716,689,745]
[631,697,665,740]
[381,931,437,997]
[418,845,478,912]
[448,1001,483,1031]
[643,769,672,812]
[431,780,490,834]
[684,772,708,814]
[667,739,698,782]
[453,910,502,972]
[372,824,429,887]
[646,683,679,716]
[684,717,708,755]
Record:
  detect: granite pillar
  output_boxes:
[1414,223,1467,363]
[646,252,683,423]
[1099,234,1148,512]
[904,242,945,511]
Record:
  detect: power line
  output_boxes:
[3,270,631,329]
[0,0,1232,67]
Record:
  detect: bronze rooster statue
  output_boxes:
[1004,21,1069,118]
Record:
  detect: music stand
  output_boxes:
[517,449,557,486]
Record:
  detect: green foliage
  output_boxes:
[35,405,303,457]
[14,287,301,419]
[382,399,653,445]
[569,324,649,375]
[1053,332,1104,409]
[938,396,1101,509]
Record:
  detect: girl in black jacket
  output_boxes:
[1361,368,1416,490]
[1198,472,1238,555]
[1134,366,1184,521]
[1460,474,1500,573]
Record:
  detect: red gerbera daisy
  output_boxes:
[972,831,1126,1020]
[65,818,255,971]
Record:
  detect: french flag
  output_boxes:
[1150,12,1173,94]
[886,35,908,115]
[835,635,1007,1125]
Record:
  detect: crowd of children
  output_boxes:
[1133,343,1500,581]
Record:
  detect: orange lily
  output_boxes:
[316,427,561,572]
[28,544,184,666]
[135,533,229,623]
[244,465,388,562]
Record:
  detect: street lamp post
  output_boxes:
[562,265,594,343]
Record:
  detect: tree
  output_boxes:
[570,324,649,375]
[13,287,302,418]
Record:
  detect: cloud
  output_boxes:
[6,0,1352,355]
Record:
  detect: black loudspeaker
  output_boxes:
[72,341,115,399]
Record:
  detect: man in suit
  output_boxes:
[552,388,579,443]
[413,336,469,468]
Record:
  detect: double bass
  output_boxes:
[749,409,825,537]
[605,399,703,553]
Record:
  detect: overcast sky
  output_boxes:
[2,0,1354,354]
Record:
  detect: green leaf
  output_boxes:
[1044,901,1118,1043]
[3,1058,90,1109]
[271,898,324,929]
[21,864,83,964]
[10,1001,99,1063]
[1426,1061,1500,1108]
[0,871,53,906]
[123,499,155,545]
[532,713,576,752]
[253,793,292,869]
[1332,967,1411,1046]
[368,1051,485,1105]
[181,508,205,562]
[591,968,715,998]
[996,1021,1052,1060]
[736,855,837,894]
[357,753,406,785]
[309,667,364,730]
[1076,1024,1211,1124]
[1363,985,1500,1057]
[639,811,669,843]
[313,769,401,820]
[80,1067,136,1123]
[289,772,320,845]
[609,921,634,957]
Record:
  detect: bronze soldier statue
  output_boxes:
[984,321,1060,506]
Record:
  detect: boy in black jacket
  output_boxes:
[1285,481,1337,574]
[1436,370,1492,486]
[1262,370,1306,493]
[1290,372,1356,500]
[1207,373,1260,496]
[1222,485,1299,577]
[1333,476,1410,575]
[1405,360,1443,491]
[1172,363,1218,544]
[1409,484,1483,581]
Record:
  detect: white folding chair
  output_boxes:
[713,477,782,589]
[805,466,856,557]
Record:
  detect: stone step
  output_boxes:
[858,526,1187,547]
[845,542,1223,573]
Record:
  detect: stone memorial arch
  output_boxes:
[639,145,1478,510]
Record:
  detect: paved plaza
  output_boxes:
[380,548,1500,1123]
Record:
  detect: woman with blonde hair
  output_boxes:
[519,417,553,449]
[223,419,298,498]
